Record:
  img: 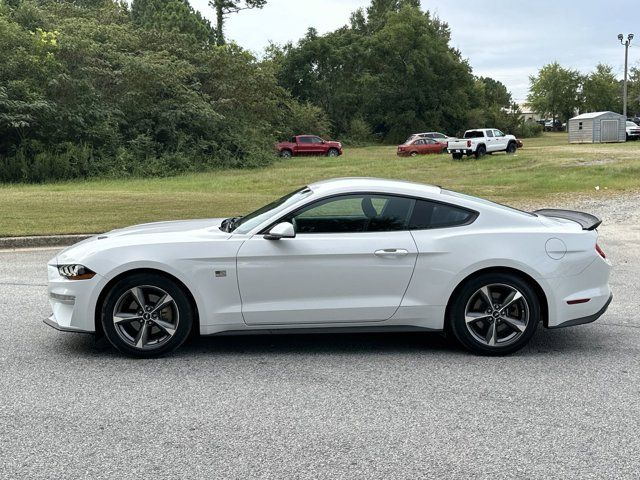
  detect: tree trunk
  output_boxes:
[215,2,225,46]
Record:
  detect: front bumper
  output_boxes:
[47,264,102,333]
[44,315,93,333]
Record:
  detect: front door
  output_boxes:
[492,129,508,151]
[236,194,418,325]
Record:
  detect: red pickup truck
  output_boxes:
[277,135,343,158]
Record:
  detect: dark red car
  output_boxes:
[277,135,343,158]
[397,137,447,157]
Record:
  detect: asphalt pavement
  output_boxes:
[1,219,639,479]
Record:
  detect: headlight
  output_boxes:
[57,264,96,280]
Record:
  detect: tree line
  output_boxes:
[0,0,540,182]
[528,62,640,122]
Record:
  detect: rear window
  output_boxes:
[464,130,485,138]
[442,189,536,217]
[409,200,476,230]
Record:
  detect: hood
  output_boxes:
[51,218,228,266]
[105,218,224,237]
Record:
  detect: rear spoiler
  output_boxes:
[533,209,602,230]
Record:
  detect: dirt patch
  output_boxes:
[573,158,618,167]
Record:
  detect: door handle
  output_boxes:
[374,248,409,257]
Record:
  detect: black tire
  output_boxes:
[410,151,418,157]
[327,148,340,157]
[448,272,540,356]
[100,273,194,358]
[475,145,486,159]
[280,149,292,158]
[506,141,517,154]
[452,153,463,160]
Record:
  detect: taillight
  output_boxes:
[467,140,472,148]
[596,243,606,259]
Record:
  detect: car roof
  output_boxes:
[307,177,441,197]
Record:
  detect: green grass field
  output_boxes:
[1,133,639,236]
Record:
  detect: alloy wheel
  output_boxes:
[112,285,180,350]
[464,283,530,347]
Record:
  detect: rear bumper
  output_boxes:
[448,149,473,155]
[548,293,612,329]
[545,255,612,328]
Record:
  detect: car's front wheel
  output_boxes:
[448,273,540,355]
[506,141,517,154]
[327,148,340,157]
[100,273,194,358]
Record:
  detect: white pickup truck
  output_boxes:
[447,128,518,159]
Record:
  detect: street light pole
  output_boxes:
[619,33,634,118]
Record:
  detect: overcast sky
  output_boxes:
[189,0,640,102]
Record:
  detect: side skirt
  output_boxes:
[204,325,442,337]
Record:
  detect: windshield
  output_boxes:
[228,187,313,234]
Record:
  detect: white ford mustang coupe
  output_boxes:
[46,178,612,357]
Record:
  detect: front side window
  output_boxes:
[311,137,324,144]
[286,194,414,234]
[494,130,505,137]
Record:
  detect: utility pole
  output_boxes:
[618,33,634,118]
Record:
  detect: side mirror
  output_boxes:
[264,222,296,240]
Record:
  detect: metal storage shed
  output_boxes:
[568,111,626,143]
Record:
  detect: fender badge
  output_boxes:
[215,270,227,278]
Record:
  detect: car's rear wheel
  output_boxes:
[448,273,540,355]
[101,273,194,358]
[280,149,292,158]
[410,151,418,157]
[475,145,486,159]
[327,148,340,157]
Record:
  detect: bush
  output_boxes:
[342,117,372,146]
[513,122,544,138]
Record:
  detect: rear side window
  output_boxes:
[409,200,476,230]
[298,137,312,143]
